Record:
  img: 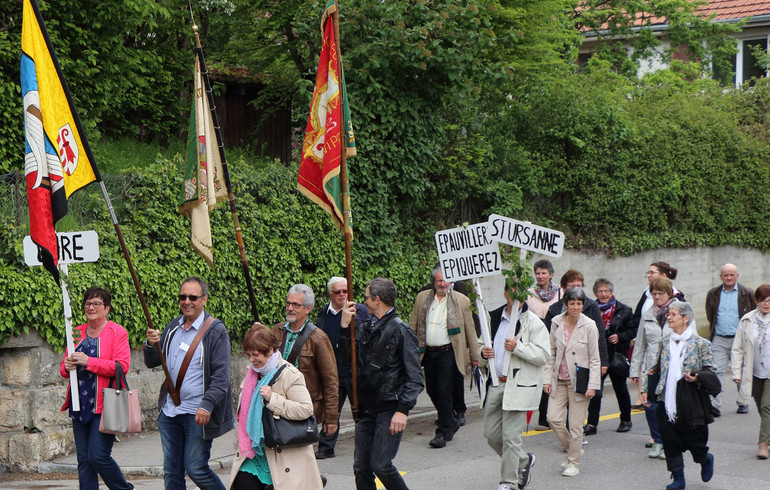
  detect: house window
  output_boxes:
[715,37,768,87]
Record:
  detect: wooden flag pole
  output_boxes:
[60,263,80,412]
[191,24,259,324]
[332,0,358,420]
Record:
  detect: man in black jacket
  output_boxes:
[340,277,423,490]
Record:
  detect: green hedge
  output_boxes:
[0,155,432,350]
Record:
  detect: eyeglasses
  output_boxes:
[331,289,348,295]
[84,301,104,309]
[244,351,267,360]
[286,301,305,309]
[178,294,202,302]
[363,294,374,301]
[760,298,770,305]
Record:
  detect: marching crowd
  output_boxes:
[55,260,770,490]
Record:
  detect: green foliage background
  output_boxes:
[3,0,770,348]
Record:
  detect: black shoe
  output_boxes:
[429,434,447,448]
[321,475,328,487]
[737,404,749,414]
[456,411,467,426]
[617,421,632,433]
[445,418,461,441]
[645,441,654,448]
[315,450,335,460]
[582,424,597,435]
[518,452,536,489]
[711,406,721,417]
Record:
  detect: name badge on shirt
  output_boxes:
[180,342,190,352]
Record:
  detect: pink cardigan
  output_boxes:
[60,320,132,414]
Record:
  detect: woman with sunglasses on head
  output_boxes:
[229,324,324,490]
[60,286,134,490]
[731,285,770,460]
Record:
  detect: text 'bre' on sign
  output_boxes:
[485,214,564,258]
[23,231,100,267]
[435,223,501,282]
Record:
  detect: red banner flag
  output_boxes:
[298,0,355,234]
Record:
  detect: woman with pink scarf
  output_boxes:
[229,325,323,490]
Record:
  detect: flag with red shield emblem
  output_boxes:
[21,0,99,283]
[298,0,356,234]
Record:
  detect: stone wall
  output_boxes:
[0,329,250,472]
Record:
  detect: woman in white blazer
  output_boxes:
[543,288,601,477]
[732,284,770,460]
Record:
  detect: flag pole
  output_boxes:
[190,24,260,324]
[332,0,358,419]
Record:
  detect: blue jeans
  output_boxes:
[354,411,408,490]
[645,399,662,443]
[72,415,133,490]
[158,412,225,490]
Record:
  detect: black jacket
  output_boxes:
[544,297,609,367]
[672,368,721,430]
[601,300,636,357]
[340,308,423,415]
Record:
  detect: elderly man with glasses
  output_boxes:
[255,283,339,449]
[144,276,233,490]
[313,277,370,459]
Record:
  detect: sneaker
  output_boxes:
[561,463,579,477]
[648,443,664,458]
[518,453,535,489]
[582,435,588,445]
[659,449,666,460]
[497,485,514,490]
[429,434,447,448]
[582,424,597,435]
[559,457,570,471]
[737,404,749,414]
[534,424,550,431]
[701,452,714,482]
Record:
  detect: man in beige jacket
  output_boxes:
[409,266,480,448]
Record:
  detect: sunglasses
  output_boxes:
[332,289,348,295]
[178,294,203,302]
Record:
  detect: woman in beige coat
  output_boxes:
[230,325,323,490]
[543,288,601,478]
[731,284,770,460]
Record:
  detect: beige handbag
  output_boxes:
[99,362,141,434]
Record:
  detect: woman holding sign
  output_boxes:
[59,286,133,490]
[543,288,601,477]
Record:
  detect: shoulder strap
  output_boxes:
[286,323,317,365]
[370,316,403,368]
[267,363,289,387]
[173,315,216,405]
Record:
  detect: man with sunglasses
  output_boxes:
[144,276,233,490]
[314,277,370,459]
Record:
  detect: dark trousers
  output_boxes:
[587,369,632,426]
[71,415,133,490]
[231,471,268,490]
[318,375,354,454]
[657,403,709,473]
[423,347,458,437]
[538,391,549,426]
[354,411,408,490]
[453,368,467,414]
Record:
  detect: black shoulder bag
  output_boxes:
[261,364,319,449]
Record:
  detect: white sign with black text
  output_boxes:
[485,214,564,258]
[434,223,501,282]
[23,230,100,266]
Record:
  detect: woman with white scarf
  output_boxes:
[731,284,770,460]
[229,325,323,490]
[641,301,718,490]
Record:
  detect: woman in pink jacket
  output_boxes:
[60,286,133,490]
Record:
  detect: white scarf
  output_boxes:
[665,328,693,422]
